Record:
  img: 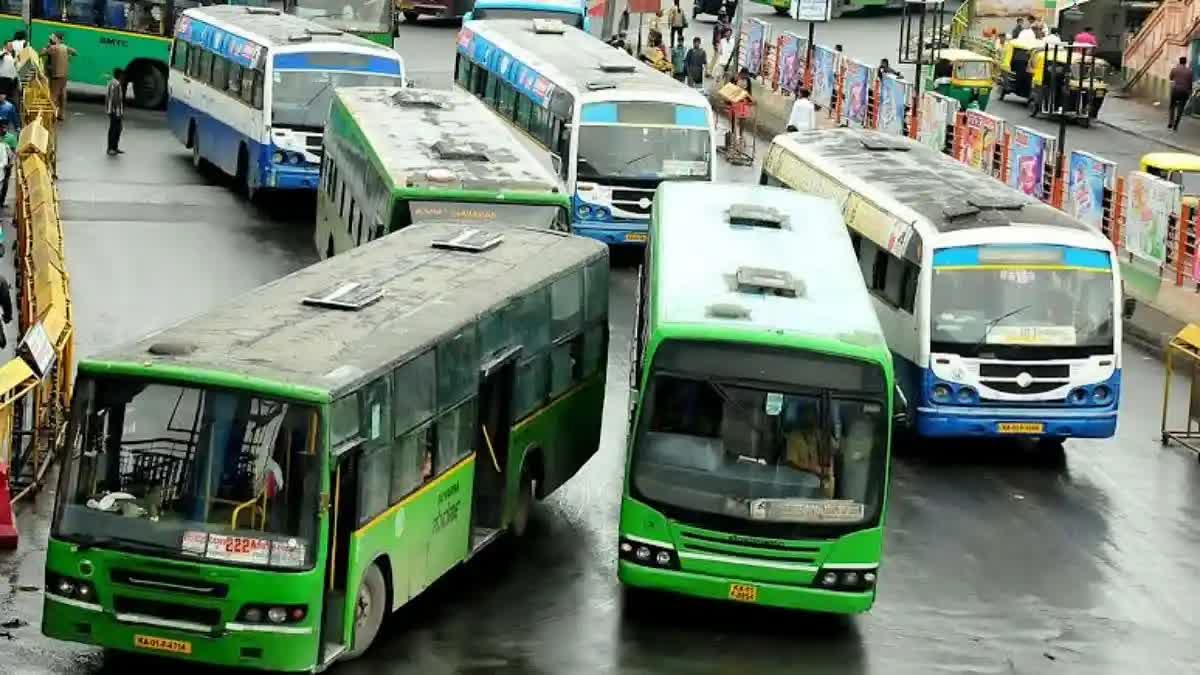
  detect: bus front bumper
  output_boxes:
[263,165,320,192]
[618,560,875,614]
[915,404,1117,439]
[42,594,318,673]
[572,220,649,246]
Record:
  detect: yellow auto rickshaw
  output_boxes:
[995,37,1043,101]
[1142,153,1200,208]
[925,48,996,111]
[1027,43,1109,127]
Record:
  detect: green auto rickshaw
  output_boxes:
[926,48,996,111]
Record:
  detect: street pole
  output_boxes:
[1057,44,1070,197]
[602,0,619,40]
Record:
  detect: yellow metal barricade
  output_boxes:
[1160,324,1200,461]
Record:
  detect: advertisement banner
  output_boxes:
[739,19,770,77]
[1006,126,1052,198]
[1067,151,1115,231]
[775,32,806,95]
[1124,172,1180,267]
[918,91,953,152]
[960,110,1004,174]
[841,60,872,128]
[811,45,838,109]
[877,74,909,136]
[791,0,831,21]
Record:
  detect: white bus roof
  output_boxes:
[652,182,887,351]
[769,130,1096,247]
[333,87,564,194]
[460,19,711,108]
[182,5,394,52]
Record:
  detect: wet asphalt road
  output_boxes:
[3,9,1200,675]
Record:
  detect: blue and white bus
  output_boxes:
[464,0,591,32]
[455,19,716,245]
[764,129,1123,444]
[168,5,405,197]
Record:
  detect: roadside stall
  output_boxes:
[1160,323,1200,462]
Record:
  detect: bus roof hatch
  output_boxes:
[391,89,449,109]
[727,203,788,229]
[533,18,566,34]
[599,62,636,74]
[302,282,385,311]
[734,267,803,298]
[432,228,505,253]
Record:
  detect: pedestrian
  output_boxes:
[786,87,816,132]
[1017,20,1037,41]
[731,67,753,150]
[105,67,124,155]
[1010,17,1024,39]
[671,41,687,82]
[685,36,706,89]
[0,42,16,104]
[618,6,630,35]
[0,91,17,132]
[41,33,76,121]
[0,276,11,349]
[1074,25,1098,46]
[8,30,26,54]
[648,10,664,48]
[1169,56,1193,131]
[878,58,900,78]
[711,27,732,80]
[668,0,687,49]
[0,118,15,211]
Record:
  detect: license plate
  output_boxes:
[134,634,192,655]
[728,583,758,603]
[625,232,648,243]
[997,422,1044,434]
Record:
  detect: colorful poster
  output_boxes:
[960,110,1004,175]
[841,60,871,128]
[1067,151,1115,231]
[775,32,805,95]
[877,74,909,136]
[739,19,769,77]
[1124,172,1180,267]
[1006,126,1052,198]
[918,91,953,153]
[811,45,837,109]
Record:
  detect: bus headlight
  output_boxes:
[577,205,592,219]
[1092,385,1112,404]
[239,604,308,624]
[618,538,678,569]
[48,573,96,603]
[813,568,877,592]
[272,151,285,164]
[931,384,952,403]
[288,153,301,165]
[635,546,651,561]
[956,387,977,404]
[1070,387,1090,405]
[655,551,672,566]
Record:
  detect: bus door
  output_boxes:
[472,346,519,550]
[319,442,360,665]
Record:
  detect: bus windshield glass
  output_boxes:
[291,0,392,33]
[577,125,710,180]
[930,247,1115,354]
[631,345,887,534]
[403,200,568,230]
[472,7,585,27]
[54,377,321,569]
[272,69,403,128]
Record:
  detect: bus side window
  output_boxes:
[485,72,499,107]
[882,252,907,308]
[435,399,475,474]
[172,42,189,71]
[900,262,919,313]
[871,250,888,294]
[849,231,862,257]
[197,50,213,85]
[357,212,364,245]
[472,63,487,97]
[340,183,347,223]
[252,71,264,110]
[549,270,584,398]
[857,238,877,286]
[356,377,393,526]
[513,288,551,420]
[241,68,256,106]
[211,55,228,93]
[187,45,201,79]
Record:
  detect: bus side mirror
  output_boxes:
[892,385,909,428]
[1122,296,1137,320]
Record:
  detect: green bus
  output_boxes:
[283,0,394,46]
[43,222,610,670]
[619,181,901,614]
[316,86,570,260]
[0,0,209,108]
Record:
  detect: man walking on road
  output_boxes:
[106,68,124,155]
[1169,56,1193,131]
[42,33,76,121]
[685,37,706,89]
[787,88,816,132]
[668,0,686,49]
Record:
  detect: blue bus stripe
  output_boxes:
[272,53,402,75]
[580,103,617,123]
[675,106,707,127]
[932,245,1111,270]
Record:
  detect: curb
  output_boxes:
[1095,117,1200,156]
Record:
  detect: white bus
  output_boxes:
[168,5,405,198]
[455,19,717,245]
[763,129,1122,445]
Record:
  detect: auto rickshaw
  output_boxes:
[995,37,1043,101]
[1141,153,1200,208]
[1027,43,1109,127]
[925,48,995,111]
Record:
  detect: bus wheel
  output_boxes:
[237,146,257,201]
[774,6,788,15]
[191,132,203,170]
[403,11,419,22]
[511,466,536,538]
[131,63,167,109]
[347,563,387,659]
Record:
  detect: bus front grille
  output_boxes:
[608,185,656,216]
[113,595,222,628]
[677,529,821,562]
[979,363,1070,378]
[111,569,229,598]
[980,380,1067,395]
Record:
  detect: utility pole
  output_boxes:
[603,0,620,40]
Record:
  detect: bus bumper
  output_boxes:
[572,221,649,246]
[617,560,875,614]
[263,165,320,192]
[915,404,1118,439]
[41,595,318,673]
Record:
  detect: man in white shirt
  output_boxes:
[787,88,816,132]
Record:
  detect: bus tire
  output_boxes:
[236,145,257,201]
[346,563,387,659]
[511,464,536,538]
[130,61,167,109]
[191,129,204,170]
[403,11,419,22]
[774,6,788,15]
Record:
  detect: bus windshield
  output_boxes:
[291,0,392,33]
[472,7,585,28]
[631,346,887,535]
[577,125,710,180]
[273,69,403,128]
[54,377,321,569]
[931,262,1115,354]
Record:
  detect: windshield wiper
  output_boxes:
[303,80,334,108]
[622,152,655,171]
[68,533,163,553]
[972,304,1032,354]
